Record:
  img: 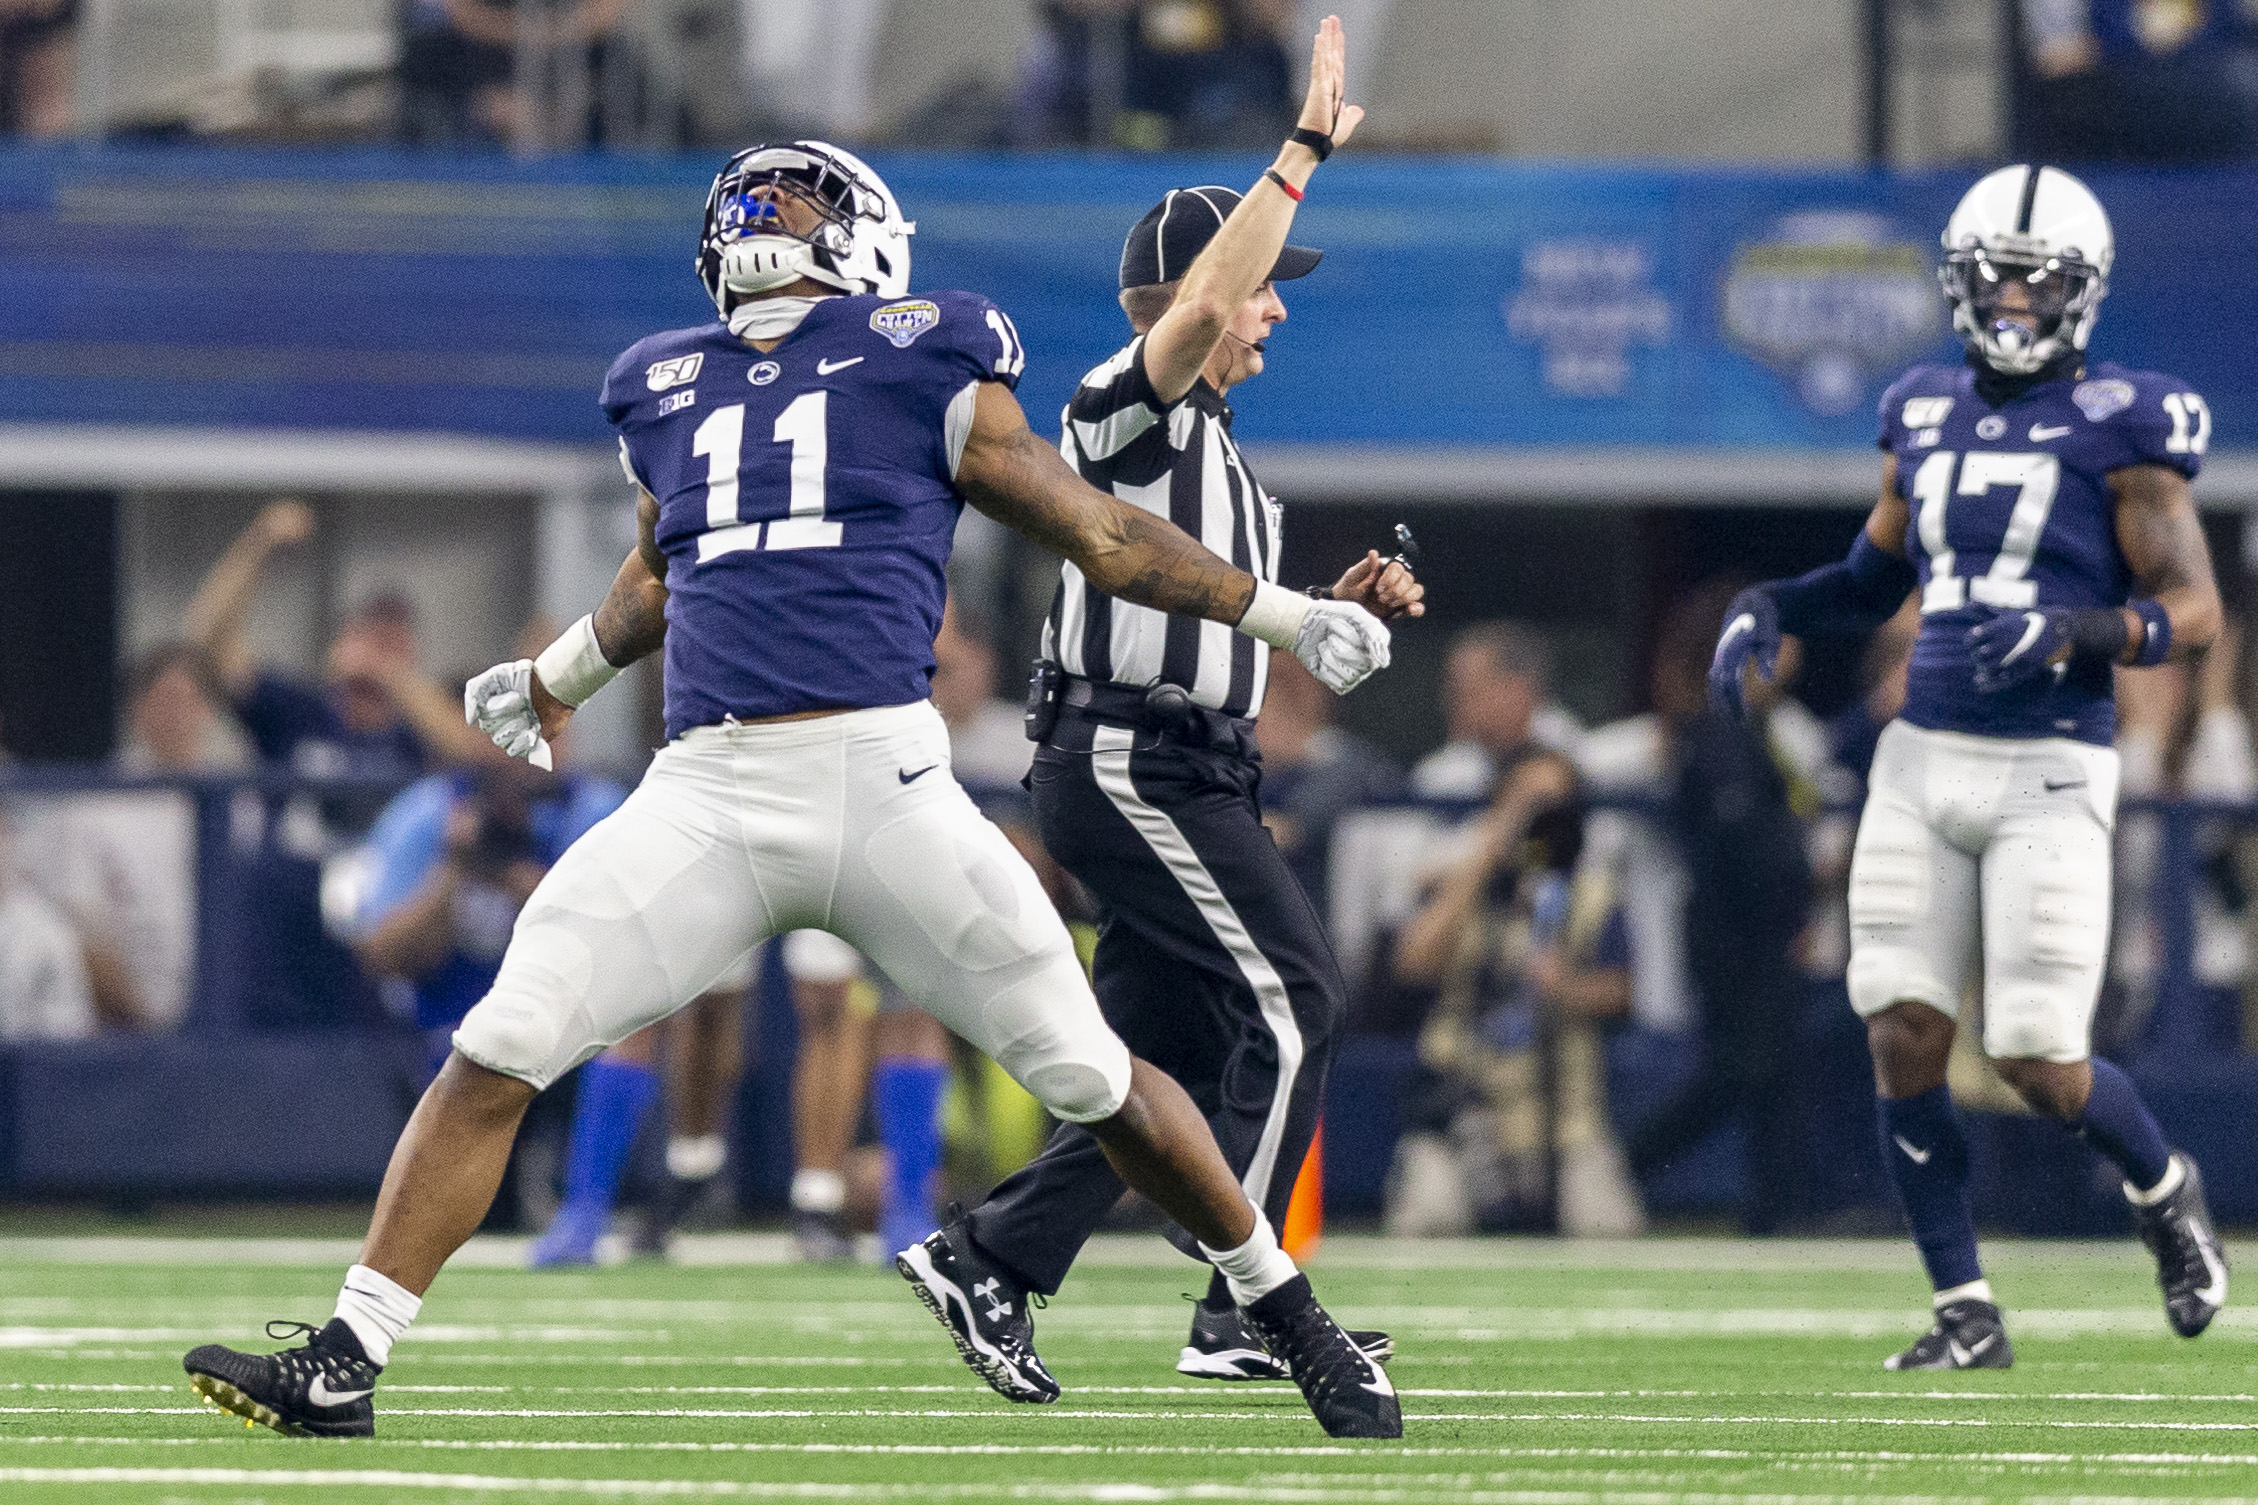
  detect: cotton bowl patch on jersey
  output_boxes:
[2073,379,2135,423]
[871,299,941,349]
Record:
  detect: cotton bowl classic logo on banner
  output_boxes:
[1720,211,1940,416]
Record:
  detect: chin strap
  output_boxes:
[728,295,831,341]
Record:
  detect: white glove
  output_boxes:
[1292,599,1392,694]
[463,658,554,770]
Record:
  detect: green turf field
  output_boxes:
[3,1231,2256,1502]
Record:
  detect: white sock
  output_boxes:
[2126,1156,2185,1206]
[332,1264,421,1368]
[1934,1278,1993,1310]
[667,1134,728,1182]
[790,1168,846,1214]
[1198,1210,1299,1306]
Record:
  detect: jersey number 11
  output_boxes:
[690,393,840,561]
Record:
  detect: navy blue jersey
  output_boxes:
[602,291,1026,736]
[1878,360,2208,745]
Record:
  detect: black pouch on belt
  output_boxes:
[1023,659,1063,743]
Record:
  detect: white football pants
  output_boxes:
[1847,720,2119,1063]
[453,701,1131,1121]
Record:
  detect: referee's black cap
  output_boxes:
[1119,186,1323,290]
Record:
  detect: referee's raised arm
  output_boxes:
[1140,15,1365,403]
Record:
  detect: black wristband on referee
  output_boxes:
[2064,607,2131,664]
[1288,127,1333,161]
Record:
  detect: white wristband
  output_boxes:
[532,614,621,708]
[1235,580,1313,651]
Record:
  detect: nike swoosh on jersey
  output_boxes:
[2029,423,2073,441]
[2043,777,2087,791]
[899,763,940,784]
[307,1375,374,1407]
[1894,1135,1933,1165]
[817,356,866,375]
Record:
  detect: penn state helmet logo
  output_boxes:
[748,360,782,386]
[869,299,941,349]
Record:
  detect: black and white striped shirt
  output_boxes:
[1042,336,1284,718]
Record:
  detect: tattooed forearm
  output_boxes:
[1094,504,1258,622]
[2112,463,2220,660]
[958,384,1257,626]
[591,488,671,668]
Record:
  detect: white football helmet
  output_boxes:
[1939,164,2113,376]
[697,141,914,312]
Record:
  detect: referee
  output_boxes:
[933,17,1422,1389]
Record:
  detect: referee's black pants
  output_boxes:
[965,715,1347,1296]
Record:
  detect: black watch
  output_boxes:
[1303,585,1333,601]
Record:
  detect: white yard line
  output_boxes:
[1,1469,2252,1505]
[12,1435,2258,1470]
[15,1403,2258,1432]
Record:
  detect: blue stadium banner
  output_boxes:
[0,147,2245,452]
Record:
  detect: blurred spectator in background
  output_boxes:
[6,647,248,1034]
[1386,745,1641,1237]
[2020,0,2258,162]
[1256,649,1402,904]
[1014,0,1295,148]
[741,0,891,140]
[0,0,74,138]
[2113,622,2258,1052]
[0,812,94,1041]
[354,757,624,1074]
[931,603,1032,789]
[185,500,487,782]
[1622,584,1812,1235]
[1412,620,1584,800]
[397,0,632,148]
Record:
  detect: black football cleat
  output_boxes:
[1242,1275,1402,1438]
[1883,1298,2013,1371]
[2133,1152,2229,1338]
[1177,1295,1394,1381]
[896,1221,1059,1403]
[184,1318,380,1437]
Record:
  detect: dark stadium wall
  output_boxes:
[0,491,116,761]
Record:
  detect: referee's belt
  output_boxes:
[1053,674,1256,753]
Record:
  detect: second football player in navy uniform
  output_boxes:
[1711,164,2228,1369]
[183,140,1400,1440]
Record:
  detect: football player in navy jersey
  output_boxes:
[182,138,1400,1440]
[1711,164,2228,1369]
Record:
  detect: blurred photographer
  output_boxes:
[355,761,623,1072]
[1387,745,1641,1237]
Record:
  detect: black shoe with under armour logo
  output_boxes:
[2132,1152,2229,1338]
[1178,1294,1395,1381]
[896,1221,1059,1403]
[1242,1274,1402,1438]
[184,1318,381,1437]
[1883,1298,2013,1371]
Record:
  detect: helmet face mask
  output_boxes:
[1940,246,2104,375]
[698,142,914,314]
[1938,164,2113,377]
